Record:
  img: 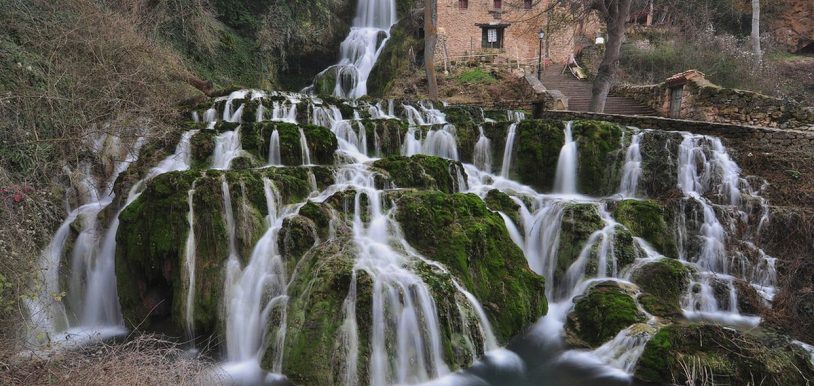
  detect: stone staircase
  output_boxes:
[540,68,656,115]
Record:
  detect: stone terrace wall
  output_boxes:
[614,73,814,130]
[540,109,814,208]
[540,110,814,154]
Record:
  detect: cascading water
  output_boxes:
[499,123,517,178]
[222,178,295,381]
[553,121,578,194]
[183,186,198,338]
[299,128,313,165]
[473,126,493,173]
[268,129,282,166]
[26,128,202,347]
[213,126,243,170]
[309,0,397,98]
[673,133,766,326]
[34,90,792,386]
[618,131,643,197]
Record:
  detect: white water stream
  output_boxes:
[30,91,786,386]
[309,0,397,98]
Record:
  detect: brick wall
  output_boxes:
[436,0,597,64]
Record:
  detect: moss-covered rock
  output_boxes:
[313,67,339,97]
[367,8,422,97]
[639,130,683,198]
[483,189,521,226]
[115,166,333,336]
[612,199,677,258]
[371,155,465,193]
[636,324,814,385]
[553,203,603,289]
[570,120,626,196]
[393,191,547,342]
[632,258,691,317]
[565,281,646,347]
[240,122,338,166]
[190,130,216,170]
[359,118,408,157]
[513,119,564,190]
[275,239,373,385]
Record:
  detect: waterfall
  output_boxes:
[25,135,145,346]
[309,0,397,98]
[183,187,197,338]
[222,178,293,380]
[213,126,243,170]
[674,133,762,327]
[422,125,459,160]
[299,128,312,165]
[618,131,643,197]
[330,166,451,385]
[499,123,518,178]
[223,90,248,122]
[268,129,282,165]
[33,92,788,384]
[553,122,578,194]
[473,126,492,172]
[204,108,217,123]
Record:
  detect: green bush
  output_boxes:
[455,69,496,84]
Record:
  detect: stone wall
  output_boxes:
[539,110,814,154]
[614,71,814,130]
[538,109,814,210]
[436,0,597,65]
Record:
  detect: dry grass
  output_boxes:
[0,0,199,335]
[0,334,221,386]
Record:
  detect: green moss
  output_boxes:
[279,215,317,273]
[612,199,677,257]
[632,259,691,317]
[513,119,564,190]
[367,14,422,97]
[393,191,547,342]
[359,118,408,157]
[639,130,683,198]
[240,122,338,166]
[566,281,645,347]
[636,326,674,381]
[190,130,216,170]
[277,240,373,385]
[313,68,338,97]
[554,203,603,288]
[115,165,332,336]
[372,155,464,193]
[116,170,200,330]
[483,189,521,226]
[570,120,625,195]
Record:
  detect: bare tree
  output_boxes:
[751,0,761,63]
[424,0,439,100]
[589,0,634,112]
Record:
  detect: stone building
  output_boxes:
[436,0,599,65]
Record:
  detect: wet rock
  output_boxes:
[636,323,814,385]
[565,280,646,348]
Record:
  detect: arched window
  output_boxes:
[494,0,502,9]
[459,0,468,9]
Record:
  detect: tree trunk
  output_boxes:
[589,0,633,113]
[646,0,654,26]
[751,0,761,63]
[424,0,439,100]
